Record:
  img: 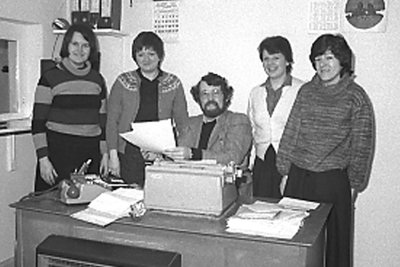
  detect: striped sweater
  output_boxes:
[31,58,107,159]
[276,74,375,192]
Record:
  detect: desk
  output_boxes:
[11,193,330,267]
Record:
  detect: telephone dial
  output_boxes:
[59,174,110,205]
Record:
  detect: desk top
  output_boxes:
[10,192,331,248]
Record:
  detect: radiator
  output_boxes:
[36,235,181,267]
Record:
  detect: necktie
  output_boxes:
[266,86,283,116]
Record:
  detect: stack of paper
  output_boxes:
[71,188,144,227]
[226,198,319,239]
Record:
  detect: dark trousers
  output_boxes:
[35,130,100,192]
[119,143,145,187]
[252,145,282,198]
[285,164,351,267]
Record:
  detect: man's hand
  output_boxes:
[141,150,162,161]
[39,157,58,185]
[163,147,192,161]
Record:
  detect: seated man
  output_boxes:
[164,72,252,168]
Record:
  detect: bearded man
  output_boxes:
[164,72,252,168]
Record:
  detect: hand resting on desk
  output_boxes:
[39,157,58,185]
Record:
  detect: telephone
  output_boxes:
[59,174,110,205]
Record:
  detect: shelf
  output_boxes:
[53,29,128,37]
[0,127,30,137]
[0,117,31,137]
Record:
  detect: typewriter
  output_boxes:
[144,160,240,216]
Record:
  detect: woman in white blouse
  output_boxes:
[247,36,304,198]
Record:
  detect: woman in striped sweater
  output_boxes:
[277,34,375,267]
[32,24,108,192]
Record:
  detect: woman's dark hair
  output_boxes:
[309,34,353,76]
[131,31,165,64]
[190,72,234,108]
[258,36,294,74]
[59,24,99,66]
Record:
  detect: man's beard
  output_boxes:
[201,100,225,118]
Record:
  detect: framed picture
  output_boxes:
[343,0,388,32]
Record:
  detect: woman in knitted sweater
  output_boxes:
[106,31,188,187]
[32,24,108,191]
[277,34,375,267]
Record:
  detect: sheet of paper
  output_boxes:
[226,199,311,239]
[71,207,122,227]
[243,201,282,213]
[120,119,176,153]
[278,197,320,211]
[88,188,143,216]
[70,188,144,227]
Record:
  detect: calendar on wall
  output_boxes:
[153,0,180,43]
[308,0,340,33]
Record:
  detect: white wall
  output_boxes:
[123,1,400,266]
[0,0,65,262]
[0,1,399,266]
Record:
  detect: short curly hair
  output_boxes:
[190,72,234,108]
[309,34,353,76]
